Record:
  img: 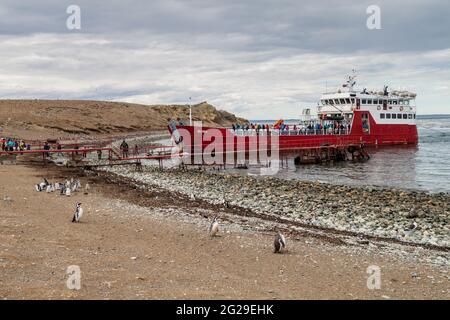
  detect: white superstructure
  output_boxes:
[317,73,417,126]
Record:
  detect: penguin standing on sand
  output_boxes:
[209,216,219,237]
[65,186,71,196]
[84,183,90,195]
[46,184,53,193]
[274,231,286,253]
[72,203,83,222]
[35,178,49,192]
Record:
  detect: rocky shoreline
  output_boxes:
[100,165,450,249]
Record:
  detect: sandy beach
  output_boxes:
[0,162,448,299]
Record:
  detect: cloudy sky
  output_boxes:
[0,0,449,118]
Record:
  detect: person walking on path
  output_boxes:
[56,142,62,156]
[120,139,129,158]
[43,142,51,157]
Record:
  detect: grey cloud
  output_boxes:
[0,1,449,118]
[1,0,450,53]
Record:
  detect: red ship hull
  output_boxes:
[169,111,418,154]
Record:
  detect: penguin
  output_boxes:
[54,182,61,190]
[76,180,81,190]
[72,203,83,222]
[209,216,219,237]
[46,184,53,193]
[274,231,286,253]
[84,183,90,195]
[60,185,66,195]
[403,221,418,238]
[65,186,71,196]
[35,184,42,192]
[190,193,196,201]
[38,181,47,190]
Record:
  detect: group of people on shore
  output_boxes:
[1,138,30,152]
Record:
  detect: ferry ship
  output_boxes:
[168,73,418,155]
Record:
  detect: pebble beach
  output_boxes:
[102,165,450,249]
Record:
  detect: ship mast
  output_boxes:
[342,69,357,92]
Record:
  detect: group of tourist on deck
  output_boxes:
[231,120,352,135]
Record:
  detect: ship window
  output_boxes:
[403,114,408,119]
[324,100,329,105]
[398,113,402,119]
[334,99,340,104]
[392,113,397,119]
[367,99,372,104]
[386,113,391,119]
[414,114,416,119]
[408,114,412,119]
[380,113,385,119]
[405,100,410,105]
[339,98,345,104]
[351,98,355,104]
[362,99,367,104]
[345,98,351,104]
[393,100,398,105]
